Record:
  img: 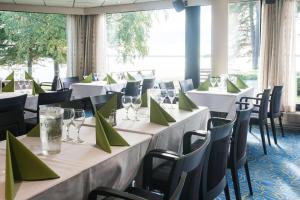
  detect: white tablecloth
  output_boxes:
[187,87,254,119]
[70,81,126,100]
[0,127,151,200]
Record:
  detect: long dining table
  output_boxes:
[0,105,210,200]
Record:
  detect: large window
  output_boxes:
[295,3,300,104]
[106,7,211,81]
[0,11,67,82]
[228,1,261,90]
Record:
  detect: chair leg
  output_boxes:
[265,123,271,146]
[231,168,242,200]
[279,115,285,137]
[224,181,231,200]
[259,123,267,155]
[270,117,278,145]
[249,122,253,133]
[244,160,253,196]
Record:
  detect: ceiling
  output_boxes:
[0,0,162,8]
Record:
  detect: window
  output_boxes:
[295,3,300,104]
[0,11,67,82]
[228,1,261,90]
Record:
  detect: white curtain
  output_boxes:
[260,0,296,112]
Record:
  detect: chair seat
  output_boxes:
[126,187,163,200]
[24,117,38,132]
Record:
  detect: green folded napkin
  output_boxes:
[178,90,198,111]
[150,98,176,126]
[127,73,136,81]
[98,95,117,118]
[103,74,117,84]
[2,79,15,92]
[141,92,148,107]
[227,79,241,93]
[236,76,248,89]
[5,72,14,81]
[25,71,34,80]
[5,132,59,200]
[197,79,212,91]
[32,81,45,95]
[95,112,129,153]
[27,125,40,137]
[81,73,93,83]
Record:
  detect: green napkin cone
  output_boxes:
[236,76,248,89]
[227,79,241,93]
[127,73,136,81]
[150,98,176,126]
[32,81,45,95]
[197,79,212,91]
[5,132,59,200]
[95,112,129,153]
[27,125,40,137]
[5,72,14,81]
[2,79,15,92]
[81,73,93,83]
[104,74,117,84]
[98,95,117,118]
[141,92,148,107]
[25,71,33,80]
[178,90,198,111]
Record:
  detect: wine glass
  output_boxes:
[62,108,75,142]
[73,109,85,143]
[210,77,218,87]
[167,89,176,109]
[160,89,168,107]
[25,80,31,93]
[18,79,25,92]
[122,96,132,120]
[131,96,142,121]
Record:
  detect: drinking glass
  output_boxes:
[122,96,132,120]
[167,89,176,109]
[131,96,142,121]
[160,89,168,106]
[62,108,75,142]
[210,77,218,87]
[25,80,31,92]
[18,80,25,92]
[73,109,85,143]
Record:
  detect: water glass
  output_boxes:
[132,96,142,121]
[122,96,132,120]
[62,108,75,142]
[160,89,168,105]
[73,109,85,143]
[39,106,64,155]
[167,89,176,109]
[210,77,218,87]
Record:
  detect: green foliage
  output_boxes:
[297,77,300,96]
[0,11,66,70]
[106,12,153,63]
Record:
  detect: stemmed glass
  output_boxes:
[25,80,31,94]
[122,96,132,120]
[160,89,168,107]
[167,89,176,109]
[210,77,218,87]
[131,96,142,121]
[73,109,85,144]
[62,108,75,142]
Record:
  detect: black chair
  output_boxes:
[141,78,156,94]
[241,89,271,155]
[61,76,80,89]
[88,172,187,200]
[159,81,175,90]
[200,117,235,200]
[256,86,284,144]
[40,75,62,91]
[90,93,123,115]
[0,94,27,140]
[227,103,253,200]
[124,81,141,96]
[25,90,72,130]
[179,79,194,92]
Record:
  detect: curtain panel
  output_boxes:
[67,15,97,79]
[260,0,296,112]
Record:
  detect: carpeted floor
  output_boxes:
[218,127,300,200]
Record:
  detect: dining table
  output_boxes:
[186,87,254,119]
[70,81,127,100]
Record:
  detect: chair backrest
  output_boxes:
[90,94,122,115]
[270,85,283,116]
[200,117,235,200]
[258,89,271,121]
[0,94,27,140]
[169,172,187,200]
[179,79,194,92]
[159,81,175,90]
[38,90,72,106]
[141,78,155,94]
[61,76,80,89]
[124,81,141,96]
[51,76,63,91]
[229,105,253,167]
